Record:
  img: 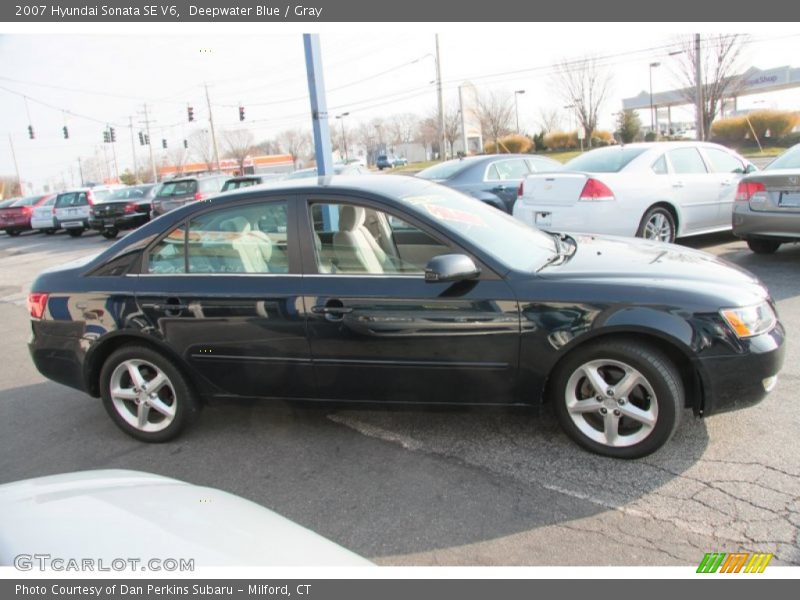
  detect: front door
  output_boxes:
[299,197,520,405]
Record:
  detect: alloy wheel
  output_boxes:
[643,212,673,242]
[109,359,177,433]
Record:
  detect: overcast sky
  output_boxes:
[1,25,800,190]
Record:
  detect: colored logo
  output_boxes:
[697,552,773,573]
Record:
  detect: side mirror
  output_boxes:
[424,254,481,283]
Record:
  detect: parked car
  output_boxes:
[53,188,94,237]
[733,143,800,254]
[88,184,156,239]
[417,154,562,213]
[27,176,784,458]
[0,469,371,566]
[30,194,59,234]
[286,164,369,179]
[151,174,228,217]
[221,174,283,192]
[513,142,756,243]
[376,155,408,170]
[0,194,53,236]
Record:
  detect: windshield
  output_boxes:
[399,184,556,272]
[416,159,474,180]
[565,147,648,173]
[767,145,800,170]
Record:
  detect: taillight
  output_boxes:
[28,293,49,319]
[579,178,615,202]
[736,181,766,202]
[22,206,33,216]
[124,201,137,214]
[86,190,95,205]
[194,192,207,201]
[517,181,524,197]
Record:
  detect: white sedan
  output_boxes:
[513,141,756,242]
[30,193,58,234]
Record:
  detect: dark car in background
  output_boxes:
[221,174,283,192]
[27,175,783,458]
[416,154,562,213]
[0,194,52,236]
[733,144,800,254]
[88,184,156,239]
[151,174,228,217]
[286,164,369,179]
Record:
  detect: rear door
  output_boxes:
[299,195,520,405]
[665,147,720,232]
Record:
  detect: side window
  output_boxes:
[148,224,187,274]
[310,202,450,275]
[185,201,290,274]
[667,148,708,174]
[651,155,668,175]
[485,164,501,181]
[705,148,745,174]
[488,160,529,181]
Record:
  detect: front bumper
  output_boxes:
[696,321,785,416]
[732,203,800,241]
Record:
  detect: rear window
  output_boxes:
[91,189,115,203]
[564,147,648,173]
[767,145,800,171]
[222,179,260,192]
[416,159,474,180]
[55,192,88,207]
[157,180,198,197]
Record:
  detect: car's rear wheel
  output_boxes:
[44,229,56,235]
[67,229,83,237]
[551,340,683,458]
[746,239,781,254]
[6,230,20,237]
[637,206,676,243]
[100,345,199,442]
[102,228,119,239]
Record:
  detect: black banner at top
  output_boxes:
[2,0,799,22]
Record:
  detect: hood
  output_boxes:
[0,470,371,567]
[539,233,768,306]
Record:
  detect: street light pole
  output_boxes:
[649,62,660,134]
[335,112,350,162]
[435,34,446,161]
[514,90,525,133]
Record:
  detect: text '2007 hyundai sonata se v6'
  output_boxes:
[27,175,784,458]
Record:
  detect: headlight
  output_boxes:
[720,302,776,338]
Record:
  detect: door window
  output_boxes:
[667,148,708,174]
[147,224,187,274]
[651,154,669,175]
[486,160,529,181]
[310,202,450,275]
[704,148,745,173]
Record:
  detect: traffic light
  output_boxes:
[27,125,34,139]
[109,127,116,142]
[162,139,167,149]
[187,106,194,122]
[239,105,245,121]
[103,129,110,143]
[183,139,188,149]
[62,126,69,139]
[138,131,145,145]
[144,134,150,145]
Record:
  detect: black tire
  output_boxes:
[6,230,20,237]
[100,345,199,442]
[550,339,683,459]
[44,229,56,235]
[101,228,119,239]
[636,206,676,243]
[67,228,83,237]
[746,239,781,254]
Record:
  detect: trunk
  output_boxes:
[745,173,800,214]
[517,173,592,206]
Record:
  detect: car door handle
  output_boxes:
[142,302,189,312]
[720,179,734,186]
[311,305,353,315]
[672,181,684,188]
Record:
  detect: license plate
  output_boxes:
[62,221,82,228]
[535,211,552,228]
[780,192,800,207]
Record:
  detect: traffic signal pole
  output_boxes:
[8,135,22,195]
[142,104,158,183]
[129,116,139,183]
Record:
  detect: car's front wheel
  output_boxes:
[100,345,199,442]
[746,239,781,254]
[67,228,83,237]
[102,228,119,239]
[637,206,676,243]
[551,340,683,458]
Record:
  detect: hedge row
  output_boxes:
[710,110,800,144]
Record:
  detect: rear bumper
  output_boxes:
[513,201,637,236]
[28,321,88,394]
[1,218,31,231]
[88,213,148,231]
[56,219,89,229]
[697,322,785,416]
[732,204,800,240]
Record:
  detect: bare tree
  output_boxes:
[553,56,612,147]
[330,124,355,160]
[166,146,189,175]
[276,128,311,168]
[537,107,562,133]
[188,130,215,170]
[443,103,462,158]
[670,34,748,140]
[415,116,439,159]
[387,113,417,146]
[0,176,21,198]
[221,129,255,174]
[474,90,514,153]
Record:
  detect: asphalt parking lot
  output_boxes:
[0,228,798,566]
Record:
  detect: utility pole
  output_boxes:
[435,34,446,161]
[78,157,84,186]
[141,104,158,183]
[695,33,704,141]
[204,83,221,172]
[458,85,468,156]
[109,130,120,182]
[129,116,139,183]
[8,134,22,195]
